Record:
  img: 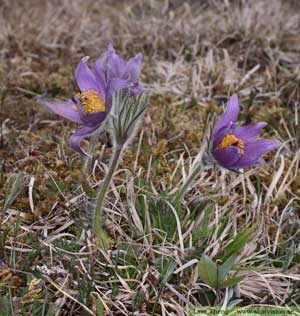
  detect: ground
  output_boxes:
[0,0,300,315]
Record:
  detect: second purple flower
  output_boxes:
[211,94,279,169]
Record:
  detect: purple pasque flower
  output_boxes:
[93,44,145,97]
[38,44,144,155]
[211,94,279,169]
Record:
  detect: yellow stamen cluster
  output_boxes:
[217,134,245,155]
[76,90,106,113]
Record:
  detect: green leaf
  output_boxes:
[150,199,177,239]
[81,179,96,199]
[192,204,215,242]
[95,228,112,251]
[132,290,145,312]
[45,304,57,316]
[220,224,257,262]
[96,299,104,316]
[0,297,9,316]
[152,258,177,316]
[218,254,237,282]
[219,276,244,289]
[3,173,25,212]
[198,255,218,288]
[160,259,177,287]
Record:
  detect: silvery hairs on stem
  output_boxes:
[108,88,149,147]
[92,88,149,248]
[173,113,214,203]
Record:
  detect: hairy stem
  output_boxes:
[81,128,103,177]
[173,163,203,204]
[173,123,210,204]
[94,144,123,247]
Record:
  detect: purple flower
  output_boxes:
[38,44,144,155]
[211,94,279,169]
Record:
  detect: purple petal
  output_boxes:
[125,53,143,83]
[212,94,240,140]
[131,83,146,96]
[93,43,115,72]
[212,146,240,168]
[75,57,98,92]
[233,122,267,141]
[68,125,99,155]
[107,78,130,98]
[92,44,115,98]
[256,158,265,165]
[108,52,126,78]
[94,73,106,101]
[84,112,107,126]
[232,139,279,169]
[38,98,82,123]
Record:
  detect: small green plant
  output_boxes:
[198,224,257,289]
[198,254,243,289]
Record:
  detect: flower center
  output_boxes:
[217,134,245,155]
[76,90,105,113]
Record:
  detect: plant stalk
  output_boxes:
[173,121,211,204]
[94,143,123,247]
[173,162,203,204]
[81,128,103,177]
